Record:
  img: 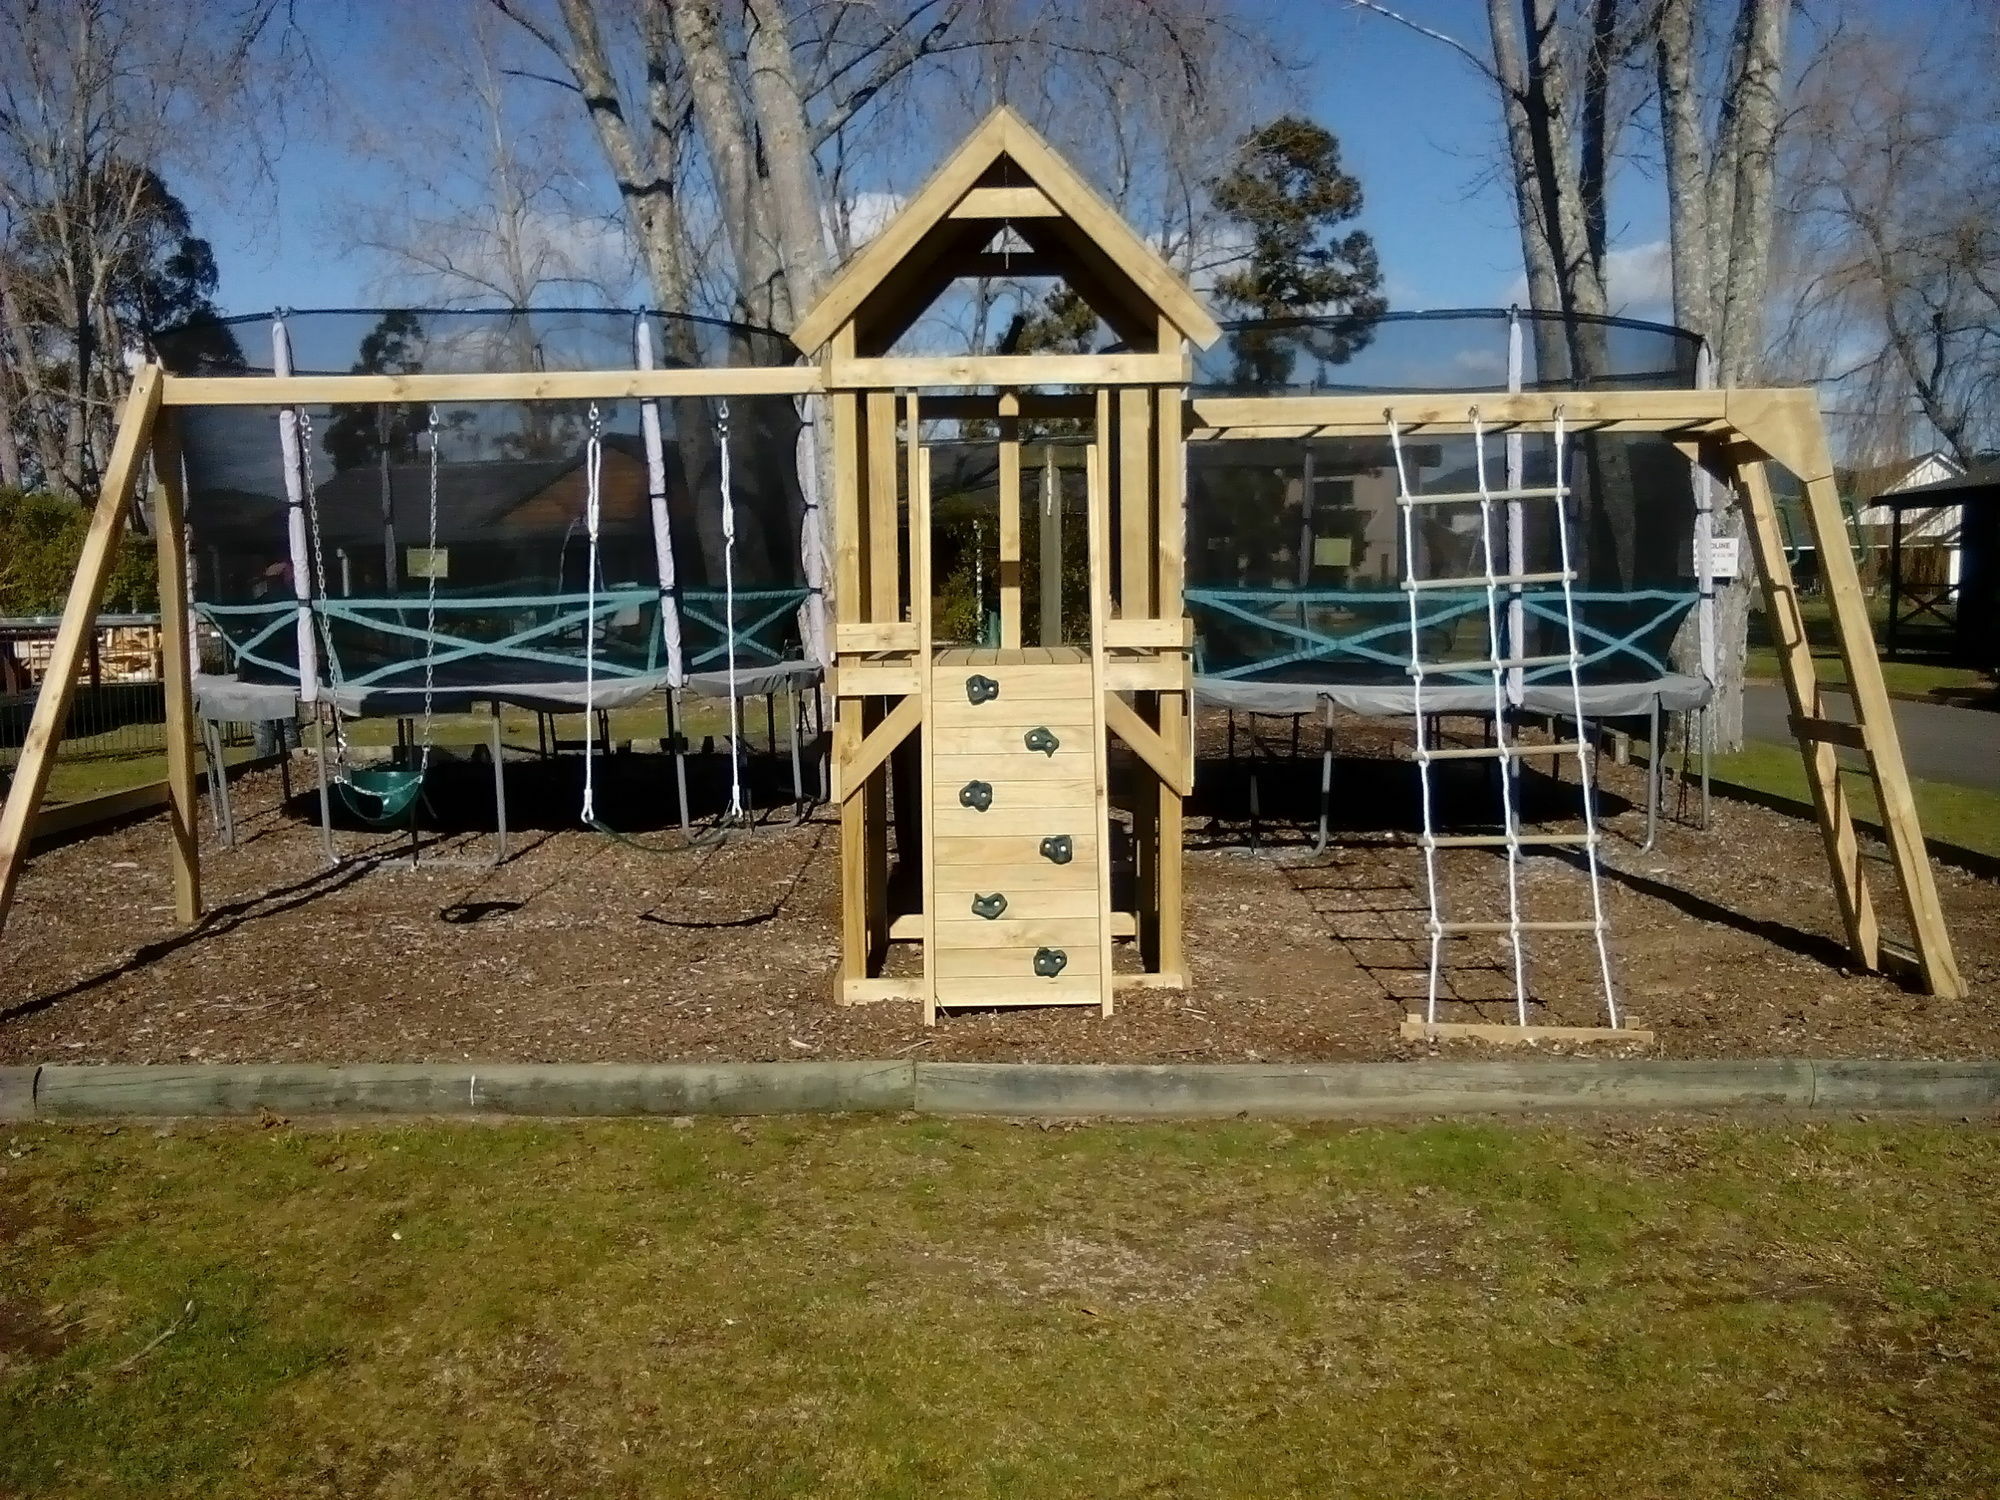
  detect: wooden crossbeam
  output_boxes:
[0,367,165,941]
[162,367,819,406]
[948,185,1060,219]
[1103,692,1192,797]
[825,351,1183,391]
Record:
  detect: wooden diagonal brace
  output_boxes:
[0,366,165,941]
[834,692,920,802]
[1103,692,1192,798]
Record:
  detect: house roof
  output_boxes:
[791,106,1220,354]
[1878,459,2000,505]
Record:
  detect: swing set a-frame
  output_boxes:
[0,108,1966,1030]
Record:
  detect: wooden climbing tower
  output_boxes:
[0,108,1965,1036]
[791,107,1218,1019]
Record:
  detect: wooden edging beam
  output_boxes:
[8,1058,1999,1121]
[0,366,165,943]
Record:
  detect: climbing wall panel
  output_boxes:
[925,647,1109,1017]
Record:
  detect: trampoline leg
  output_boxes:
[669,689,691,838]
[489,700,508,867]
[1641,697,1661,852]
[1249,764,1261,855]
[1313,698,1333,856]
[310,706,337,867]
[203,719,232,847]
[278,721,294,806]
[1700,705,1712,831]
[788,686,805,824]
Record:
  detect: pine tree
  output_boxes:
[1210,116,1386,389]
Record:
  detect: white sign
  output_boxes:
[1684,536,1740,580]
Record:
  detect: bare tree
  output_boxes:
[1769,15,2000,471]
[344,8,638,309]
[0,0,305,498]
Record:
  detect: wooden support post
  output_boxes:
[151,410,203,924]
[835,698,869,991]
[0,366,165,941]
[1154,384,1187,982]
[866,389,901,622]
[1039,444,1063,646]
[1085,434,1116,1017]
[997,391,1022,648]
[1117,387,1152,617]
[831,389,863,609]
[1733,454,1879,971]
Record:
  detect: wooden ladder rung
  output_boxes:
[1403,570,1576,592]
[1397,486,1567,506]
[1789,715,1870,751]
[1434,919,1602,934]
[1417,741,1587,762]
[1423,832,1596,849]
[1411,653,1574,677]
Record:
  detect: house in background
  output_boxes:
[1867,460,2000,670]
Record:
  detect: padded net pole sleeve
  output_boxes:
[797,395,831,668]
[272,317,321,704]
[635,316,685,690]
[1693,340,1718,688]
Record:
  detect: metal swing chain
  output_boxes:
[295,407,347,761]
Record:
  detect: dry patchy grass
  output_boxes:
[1,1115,1997,1498]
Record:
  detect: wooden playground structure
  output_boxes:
[0,109,1966,1036]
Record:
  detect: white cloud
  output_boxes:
[1501,237,1675,320]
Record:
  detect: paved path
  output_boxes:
[1744,684,2000,791]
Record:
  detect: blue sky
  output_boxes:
[187,0,1943,328]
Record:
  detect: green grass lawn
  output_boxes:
[1711,740,2000,859]
[3,1116,1997,1498]
[1746,594,1991,702]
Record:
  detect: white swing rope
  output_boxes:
[718,398,745,823]
[582,402,605,825]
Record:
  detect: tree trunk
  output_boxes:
[551,0,696,322]
[671,0,790,329]
[742,0,830,319]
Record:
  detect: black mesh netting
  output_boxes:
[1186,308,1700,395]
[150,309,809,694]
[1182,311,1704,689]
[1187,431,1700,688]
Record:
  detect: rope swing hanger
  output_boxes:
[297,394,441,828]
[580,396,746,848]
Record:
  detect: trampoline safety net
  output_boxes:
[1182,310,1708,694]
[151,308,813,709]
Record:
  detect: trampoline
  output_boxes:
[1179,308,1717,849]
[151,307,824,857]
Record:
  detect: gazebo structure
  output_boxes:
[0,108,1967,1034]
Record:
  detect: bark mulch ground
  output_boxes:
[3,712,1994,1066]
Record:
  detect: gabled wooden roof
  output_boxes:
[793,107,1220,355]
